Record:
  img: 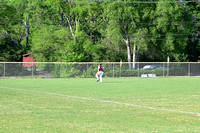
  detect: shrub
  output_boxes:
[169,67,187,76]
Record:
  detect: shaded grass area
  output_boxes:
[0,77,200,132]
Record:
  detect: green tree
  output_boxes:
[2,0,200,63]
[147,1,194,61]
[0,1,25,61]
[103,2,153,68]
[185,2,200,61]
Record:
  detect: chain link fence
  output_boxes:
[0,62,200,78]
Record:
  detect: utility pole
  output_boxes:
[25,14,29,48]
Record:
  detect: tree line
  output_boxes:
[1,0,200,65]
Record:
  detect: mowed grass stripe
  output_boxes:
[0,86,200,115]
[0,78,199,113]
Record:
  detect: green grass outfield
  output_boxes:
[0,77,200,132]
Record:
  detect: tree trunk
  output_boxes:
[124,25,131,69]
[66,17,74,37]
[25,14,29,48]
[61,12,64,26]
[124,38,131,69]
[59,8,64,26]
[132,43,136,70]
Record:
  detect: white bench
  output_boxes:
[141,74,156,78]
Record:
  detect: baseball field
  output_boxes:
[0,77,199,132]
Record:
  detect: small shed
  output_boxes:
[23,53,36,67]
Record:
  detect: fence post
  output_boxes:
[188,63,190,76]
[167,63,169,76]
[60,63,62,78]
[138,62,140,77]
[113,63,114,77]
[4,63,5,77]
[32,62,33,78]
[163,63,164,77]
[87,63,88,78]
[120,63,121,77]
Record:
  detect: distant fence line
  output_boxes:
[1,62,200,64]
[0,62,200,78]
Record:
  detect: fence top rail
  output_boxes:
[1,62,200,64]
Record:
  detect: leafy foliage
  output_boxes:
[1,0,200,62]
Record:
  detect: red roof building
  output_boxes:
[23,53,36,67]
